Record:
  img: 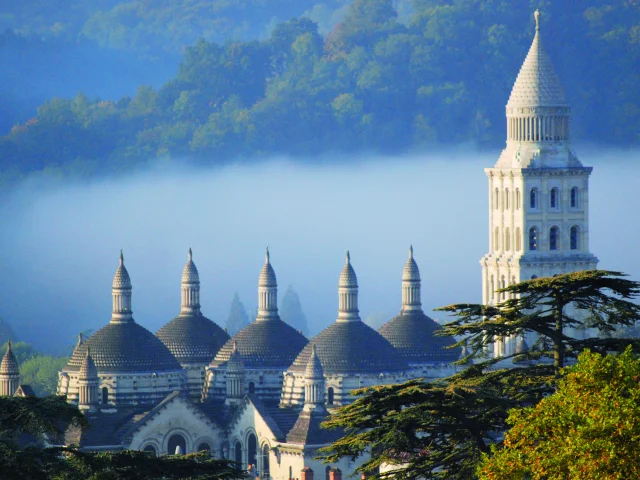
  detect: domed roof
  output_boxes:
[227,341,245,373]
[79,349,98,379]
[379,311,460,364]
[507,11,566,108]
[290,321,409,375]
[112,251,131,289]
[259,248,277,287]
[305,344,323,379]
[212,317,307,368]
[182,248,199,284]
[339,252,358,288]
[64,322,182,373]
[156,313,229,365]
[0,341,19,375]
[402,246,420,282]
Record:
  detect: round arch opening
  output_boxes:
[168,433,187,455]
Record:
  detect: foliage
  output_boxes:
[19,355,70,396]
[0,396,245,480]
[321,270,640,479]
[280,285,309,336]
[478,347,640,480]
[0,341,36,364]
[1,0,639,180]
[225,292,250,336]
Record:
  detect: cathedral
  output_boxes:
[1,11,598,480]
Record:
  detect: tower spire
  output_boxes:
[534,9,540,32]
[257,247,278,321]
[304,344,325,410]
[111,250,133,324]
[180,248,201,316]
[337,251,359,322]
[401,245,422,313]
[0,340,19,396]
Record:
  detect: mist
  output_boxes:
[0,147,637,354]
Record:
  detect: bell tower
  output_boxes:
[481,11,598,355]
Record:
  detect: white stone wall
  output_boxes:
[58,370,186,406]
[204,366,287,403]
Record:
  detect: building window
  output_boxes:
[550,188,559,208]
[327,387,335,405]
[530,188,538,209]
[197,443,211,456]
[550,226,559,250]
[570,226,579,250]
[262,445,270,477]
[529,227,538,251]
[248,382,255,394]
[102,387,109,405]
[505,188,510,210]
[495,188,499,210]
[501,276,506,300]
[505,227,511,251]
[571,187,579,208]
[168,434,187,455]
[235,441,242,463]
[495,227,500,250]
[143,445,157,456]
[491,276,495,300]
[259,376,264,385]
[247,434,257,472]
[516,189,521,209]
[515,227,521,251]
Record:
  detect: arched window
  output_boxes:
[570,226,579,250]
[571,187,579,208]
[234,441,242,463]
[143,445,157,456]
[259,376,264,385]
[102,387,109,405]
[516,189,521,209]
[495,227,500,250]
[515,227,521,251]
[247,433,257,472]
[530,188,538,209]
[197,443,211,455]
[262,445,270,477]
[248,382,255,394]
[168,434,186,455]
[505,227,511,251]
[495,188,500,210]
[550,226,559,250]
[529,227,538,251]
[550,187,559,208]
[505,188,510,209]
[327,387,335,405]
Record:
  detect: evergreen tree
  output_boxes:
[225,293,249,336]
[321,270,640,479]
[279,285,309,336]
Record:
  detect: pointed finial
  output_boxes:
[188,247,192,261]
[265,247,270,263]
[119,249,124,266]
[311,343,316,356]
[346,250,350,264]
[77,332,83,345]
[534,9,540,31]
[409,245,413,259]
[232,340,238,353]
[86,345,91,357]
[6,340,11,352]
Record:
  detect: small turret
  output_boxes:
[304,344,325,411]
[257,248,278,321]
[78,348,99,411]
[225,342,245,405]
[401,246,422,313]
[0,341,20,396]
[180,248,201,316]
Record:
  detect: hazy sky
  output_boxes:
[0,147,637,353]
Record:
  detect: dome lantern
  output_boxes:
[304,344,325,410]
[180,248,201,316]
[0,340,19,396]
[401,245,422,313]
[257,247,278,321]
[111,250,133,324]
[337,251,359,322]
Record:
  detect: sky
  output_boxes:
[0,146,637,354]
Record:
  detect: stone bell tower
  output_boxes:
[480,11,598,355]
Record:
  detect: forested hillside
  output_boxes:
[1,0,638,179]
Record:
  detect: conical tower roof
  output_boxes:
[181,248,199,284]
[0,341,19,375]
[259,248,277,287]
[339,251,358,288]
[402,246,420,282]
[507,10,566,108]
[79,348,98,379]
[226,342,245,373]
[112,251,132,289]
[304,344,324,380]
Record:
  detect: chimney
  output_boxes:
[329,468,342,480]
[301,467,314,480]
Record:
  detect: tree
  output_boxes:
[478,347,640,480]
[321,271,640,479]
[0,396,245,480]
[279,285,309,336]
[19,355,69,396]
[225,293,249,336]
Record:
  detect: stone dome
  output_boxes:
[212,318,308,368]
[507,11,566,108]
[290,321,409,375]
[379,311,460,364]
[0,341,19,375]
[64,322,182,374]
[156,313,229,365]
